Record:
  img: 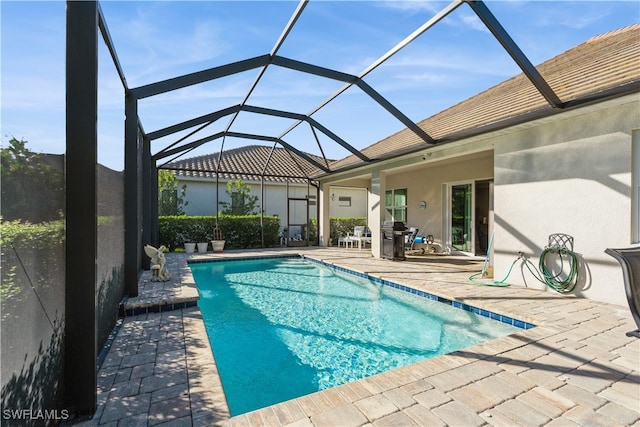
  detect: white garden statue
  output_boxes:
[144,244,171,282]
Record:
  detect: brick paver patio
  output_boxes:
[73,248,639,426]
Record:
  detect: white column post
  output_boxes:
[370,170,385,258]
[319,182,332,246]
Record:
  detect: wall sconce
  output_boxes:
[419,201,427,209]
[331,193,335,201]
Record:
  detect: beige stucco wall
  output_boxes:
[493,95,639,306]
[319,94,638,306]
[178,179,217,215]
[384,151,494,247]
[178,177,317,223]
[327,186,368,218]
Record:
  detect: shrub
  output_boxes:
[1,138,64,222]
[158,169,188,216]
[159,215,281,250]
[329,217,367,243]
[309,218,318,244]
[0,219,65,303]
[0,219,65,248]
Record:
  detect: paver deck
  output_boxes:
[74,248,639,426]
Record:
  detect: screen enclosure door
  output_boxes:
[287,197,309,246]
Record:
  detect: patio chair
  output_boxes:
[605,247,640,338]
[345,226,372,250]
[356,226,372,250]
[337,235,351,248]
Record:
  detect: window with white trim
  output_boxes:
[385,188,407,222]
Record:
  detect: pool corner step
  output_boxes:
[119,295,199,317]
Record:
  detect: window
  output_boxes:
[338,196,351,207]
[385,188,407,222]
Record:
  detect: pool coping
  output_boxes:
[303,256,537,331]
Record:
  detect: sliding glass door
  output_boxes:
[450,183,473,253]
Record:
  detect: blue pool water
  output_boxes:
[191,257,521,415]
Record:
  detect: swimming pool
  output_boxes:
[191,256,527,416]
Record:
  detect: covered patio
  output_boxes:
[77,248,639,426]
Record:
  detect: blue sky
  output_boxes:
[2,1,638,170]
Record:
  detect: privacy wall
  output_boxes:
[97,165,126,354]
[1,152,126,416]
[1,152,66,415]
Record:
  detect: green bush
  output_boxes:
[0,219,66,302]
[329,217,367,243]
[159,215,281,250]
[0,219,65,248]
[1,138,64,222]
[309,218,318,244]
[159,215,370,249]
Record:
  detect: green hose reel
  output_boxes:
[536,234,579,293]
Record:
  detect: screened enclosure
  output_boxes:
[2,0,637,418]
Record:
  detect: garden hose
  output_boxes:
[469,231,512,287]
[536,245,579,293]
[468,257,516,287]
[469,234,579,293]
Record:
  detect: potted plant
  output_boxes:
[193,223,209,253]
[176,232,195,254]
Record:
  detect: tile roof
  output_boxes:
[164,145,331,183]
[327,24,640,172]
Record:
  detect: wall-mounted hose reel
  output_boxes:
[471,233,579,293]
[536,233,579,293]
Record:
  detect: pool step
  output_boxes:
[120,259,199,317]
[119,296,198,317]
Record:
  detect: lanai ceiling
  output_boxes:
[98,0,639,181]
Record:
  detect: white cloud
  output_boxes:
[4,0,637,170]
[459,13,489,33]
[381,47,519,78]
[101,3,238,87]
[377,0,448,15]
